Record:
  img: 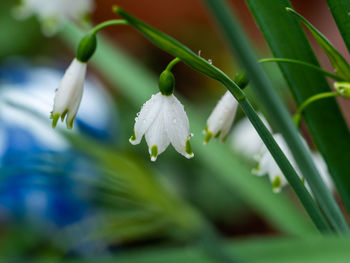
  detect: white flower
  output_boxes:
[13,0,93,36]
[252,133,301,193]
[230,114,270,159]
[51,58,87,129]
[129,92,194,161]
[204,91,238,144]
[252,133,335,194]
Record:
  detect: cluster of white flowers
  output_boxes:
[231,116,334,193]
[51,54,334,194]
[13,0,94,36]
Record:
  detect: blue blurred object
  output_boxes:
[0,60,119,230]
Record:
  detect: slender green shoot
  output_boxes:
[293,92,340,126]
[259,58,344,81]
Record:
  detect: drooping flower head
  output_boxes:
[13,0,94,36]
[51,58,87,129]
[252,133,301,193]
[204,91,238,144]
[203,72,248,144]
[129,69,194,161]
[51,33,97,129]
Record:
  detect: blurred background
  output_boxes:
[0,0,348,261]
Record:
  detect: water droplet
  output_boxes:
[208,59,213,65]
[198,50,202,57]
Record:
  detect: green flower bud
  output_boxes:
[334,82,350,99]
[158,70,175,96]
[234,72,249,89]
[76,33,97,63]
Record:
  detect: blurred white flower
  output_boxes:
[51,58,87,129]
[13,0,94,36]
[230,114,270,159]
[130,92,194,161]
[250,131,334,194]
[204,91,238,144]
[252,133,301,193]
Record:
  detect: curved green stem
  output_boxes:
[259,58,344,81]
[91,19,128,35]
[166,57,182,71]
[294,92,340,127]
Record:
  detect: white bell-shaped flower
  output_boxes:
[231,114,270,159]
[129,92,194,161]
[51,58,87,129]
[252,133,301,193]
[204,91,238,144]
[13,0,93,36]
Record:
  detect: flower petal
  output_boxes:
[206,91,237,142]
[164,94,193,158]
[53,58,86,115]
[130,92,162,145]
[145,105,170,161]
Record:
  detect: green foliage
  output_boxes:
[286,8,350,80]
[246,0,350,215]
[203,0,345,233]
[326,0,350,53]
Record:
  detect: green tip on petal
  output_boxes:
[51,113,60,128]
[203,129,213,145]
[214,130,221,139]
[67,114,76,130]
[272,176,282,193]
[150,145,158,161]
[185,139,194,157]
[129,129,136,143]
[61,109,68,121]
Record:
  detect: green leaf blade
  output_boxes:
[286,8,350,80]
[326,0,350,53]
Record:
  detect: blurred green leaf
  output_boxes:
[0,0,44,59]
[286,8,350,80]
[59,23,315,236]
[59,236,350,263]
[326,0,350,53]
[247,0,350,213]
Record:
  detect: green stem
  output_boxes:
[259,58,344,81]
[166,57,182,71]
[91,19,128,35]
[294,92,340,126]
[203,0,349,234]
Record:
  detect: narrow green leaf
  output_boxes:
[326,0,350,53]
[59,23,316,236]
[203,0,348,233]
[247,0,350,215]
[286,8,350,80]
